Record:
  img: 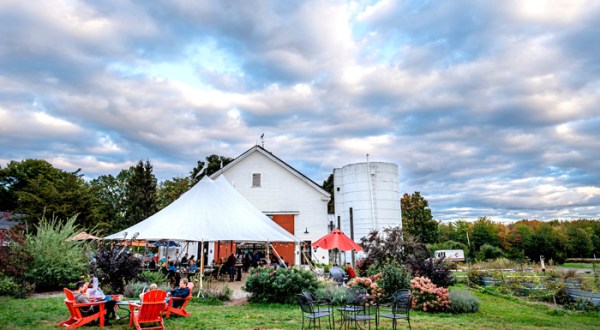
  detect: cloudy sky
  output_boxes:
[1,0,599,221]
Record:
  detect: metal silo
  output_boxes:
[333,160,402,263]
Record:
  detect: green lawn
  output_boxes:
[0,290,598,329]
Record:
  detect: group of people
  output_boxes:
[329,262,357,285]
[140,278,191,309]
[155,253,200,287]
[167,278,191,307]
[73,273,192,324]
[241,250,268,271]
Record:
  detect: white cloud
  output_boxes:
[1,0,599,221]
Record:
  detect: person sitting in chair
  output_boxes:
[329,264,345,285]
[346,262,357,279]
[87,280,118,320]
[167,278,190,308]
[74,281,110,326]
[139,283,158,301]
[180,253,189,266]
[188,260,198,274]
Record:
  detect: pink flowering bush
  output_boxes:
[410,276,450,313]
[347,276,384,300]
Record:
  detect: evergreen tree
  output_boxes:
[122,160,157,232]
[401,191,439,244]
[322,173,334,213]
[190,154,233,184]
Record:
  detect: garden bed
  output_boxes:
[565,288,600,306]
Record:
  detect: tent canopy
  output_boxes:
[105,176,299,243]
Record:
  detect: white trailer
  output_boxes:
[434,249,465,262]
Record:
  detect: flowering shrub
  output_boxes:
[243,266,319,304]
[410,276,450,312]
[347,276,384,300]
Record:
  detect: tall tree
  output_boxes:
[89,169,131,233]
[508,222,534,259]
[566,226,594,258]
[449,221,472,247]
[190,154,233,184]
[528,222,564,263]
[401,191,438,244]
[0,159,59,211]
[157,176,192,210]
[322,173,334,213]
[122,160,157,232]
[471,217,500,250]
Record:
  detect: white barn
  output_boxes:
[211,145,332,266]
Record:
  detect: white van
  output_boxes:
[434,249,465,262]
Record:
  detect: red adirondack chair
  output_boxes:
[165,282,194,318]
[58,288,106,328]
[129,289,167,330]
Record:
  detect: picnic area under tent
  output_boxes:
[105,175,299,243]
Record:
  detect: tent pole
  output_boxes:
[198,239,205,298]
[266,242,270,264]
[144,241,148,267]
[269,243,286,268]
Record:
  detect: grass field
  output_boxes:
[0,289,598,329]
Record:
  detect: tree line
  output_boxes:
[3,159,599,264]
[0,156,232,234]
[399,191,600,263]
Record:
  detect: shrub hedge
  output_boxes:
[243,266,320,304]
[448,289,480,313]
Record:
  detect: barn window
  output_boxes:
[252,173,261,187]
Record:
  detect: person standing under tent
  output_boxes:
[226,253,236,282]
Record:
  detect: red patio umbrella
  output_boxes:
[311,229,363,252]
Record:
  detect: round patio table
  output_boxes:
[115,300,141,319]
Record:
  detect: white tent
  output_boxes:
[105,176,299,243]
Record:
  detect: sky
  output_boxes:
[1,0,599,222]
